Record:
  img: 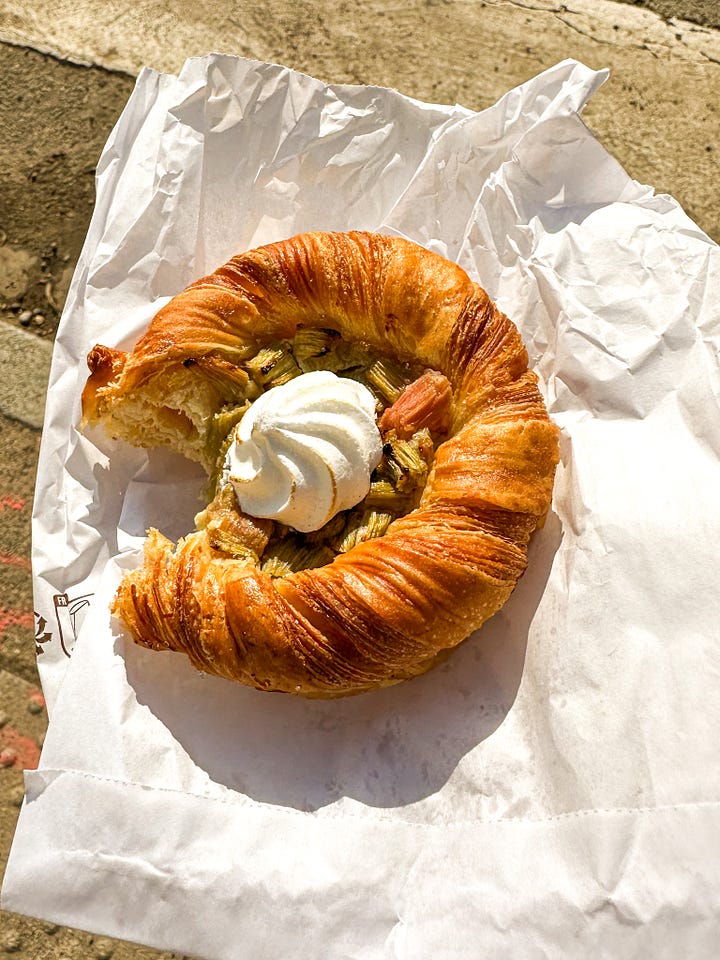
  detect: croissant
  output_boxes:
[82,231,559,697]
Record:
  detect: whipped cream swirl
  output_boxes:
[224,371,383,532]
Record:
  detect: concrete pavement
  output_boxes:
[0,325,52,430]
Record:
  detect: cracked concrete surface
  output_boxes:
[0,1,718,957]
[2,0,720,71]
[1,0,718,246]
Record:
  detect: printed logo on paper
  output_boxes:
[34,592,94,658]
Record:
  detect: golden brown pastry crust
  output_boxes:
[83,231,559,696]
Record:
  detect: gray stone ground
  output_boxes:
[0,1,718,957]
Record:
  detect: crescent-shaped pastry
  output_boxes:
[82,231,559,697]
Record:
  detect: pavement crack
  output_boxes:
[554,13,661,57]
[485,0,581,13]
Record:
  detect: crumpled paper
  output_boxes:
[3,55,720,958]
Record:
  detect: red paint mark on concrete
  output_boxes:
[0,494,25,511]
[0,727,41,770]
[0,551,31,570]
[0,607,34,640]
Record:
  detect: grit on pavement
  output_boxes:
[0,1,718,956]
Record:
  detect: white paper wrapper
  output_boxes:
[4,55,720,958]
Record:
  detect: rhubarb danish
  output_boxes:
[82,231,559,697]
